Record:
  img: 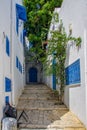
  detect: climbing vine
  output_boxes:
[45,13,81,102]
[23,0,63,63]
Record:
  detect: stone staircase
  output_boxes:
[17,84,86,130]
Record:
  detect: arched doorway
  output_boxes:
[29,67,37,83]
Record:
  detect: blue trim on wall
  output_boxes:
[65,59,81,85]
[6,36,10,56]
[52,59,56,90]
[5,77,11,92]
[5,96,9,104]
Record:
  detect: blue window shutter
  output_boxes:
[19,61,20,71]
[16,56,19,68]
[21,65,22,73]
[19,61,21,72]
[6,36,10,56]
[5,96,9,104]
[23,29,27,45]
[65,59,81,85]
[16,13,19,34]
[16,4,27,22]
[5,77,11,92]
[23,64,24,73]
[19,62,22,74]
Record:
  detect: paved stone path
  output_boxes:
[17,84,86,130]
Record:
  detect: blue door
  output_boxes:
[52,58,56,90]
[52,74,56,90]
[29,67,37,83]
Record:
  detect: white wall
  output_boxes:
[11,0,25,105]
[59,0,87,127]
[45,0,87,127]
[0,0,11,120]
[0,0,25,125]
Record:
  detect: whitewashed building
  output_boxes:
[0,0,26,127]
[45,0,87,128]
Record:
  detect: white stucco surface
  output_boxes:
[59,0,87,127]
[45,0,87,128]
[0,0,25,125]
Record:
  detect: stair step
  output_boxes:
[19,129,48,130]
[17,107,68,111]
[24,87,50,90]
[19,97,59,100]
[17,100,66,109]
[19,128,86,130]
[22,90,52,94]
[17,84,86,130]
[18,123,85,129]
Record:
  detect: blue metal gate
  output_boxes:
[29,67,37,83]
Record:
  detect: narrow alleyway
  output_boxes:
[17,84,85,130]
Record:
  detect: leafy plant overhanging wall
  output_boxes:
[46,13,81,102]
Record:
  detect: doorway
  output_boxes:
[29,67,37,83]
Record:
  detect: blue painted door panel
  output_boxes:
[29,68,37,83]
[52,74,56,90]
[52,58,56,90]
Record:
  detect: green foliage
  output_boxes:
[24,0,63,64]
[46,16,82,100]
[23,0,63,44]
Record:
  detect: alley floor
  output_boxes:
[17,84,86,130]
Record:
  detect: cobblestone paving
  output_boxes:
[17,84,86,130]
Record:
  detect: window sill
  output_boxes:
[66,83,81,88]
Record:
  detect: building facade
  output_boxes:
[0,0,26,127]
[59,0,87,128]
[45,0,87,128]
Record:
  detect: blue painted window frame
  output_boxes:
[5,96,9,104]
[6,36,10,56]
[65,59,81,85]
[5,77,11,92]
